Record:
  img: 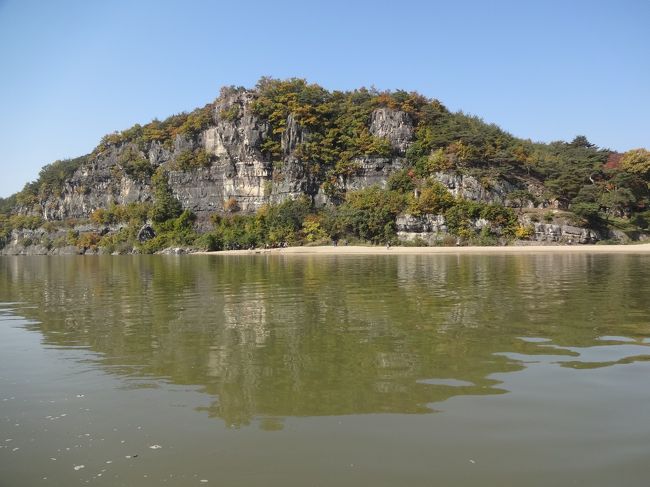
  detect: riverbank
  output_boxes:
[195,243,650,256]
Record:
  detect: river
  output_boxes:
[1,254,649,486]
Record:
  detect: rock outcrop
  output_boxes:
[431,172,517,206]
[396,214,601,245]
[397,214,491,245]
[137,224,155,242]
[32,94,419,221]
[369,108,413,155]
[530,223,600,244]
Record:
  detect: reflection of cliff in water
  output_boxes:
[0,253,649,427]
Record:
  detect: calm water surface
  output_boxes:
[1,254,649,486]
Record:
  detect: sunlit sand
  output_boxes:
[196,243,650,256]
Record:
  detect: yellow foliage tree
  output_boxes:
[621,148,650,178]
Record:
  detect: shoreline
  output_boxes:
[194,243,650,256]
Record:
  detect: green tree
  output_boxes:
[571,202,601,224]
[336,187,407,243]
[570,135,595,148]
[387,169,416,193]
[599,188,635,216]
[408,181,454,216]
[149,170,183,223]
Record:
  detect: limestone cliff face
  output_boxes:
[369,108,413,155]
[35,92,417,220]
[431,172,516,206]
[397,214,491,245]
[396,214,602,245]
[28,89,560,228]
[41,151,152,220]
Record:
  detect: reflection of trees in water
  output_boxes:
[0,254,649,428]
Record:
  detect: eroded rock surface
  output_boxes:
[33,94,419,220]
[369,108,413,155]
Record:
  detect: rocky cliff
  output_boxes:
[396,214,601,245]
[4,78,647,253]
[33,91,416,222]
[26,88,558,222]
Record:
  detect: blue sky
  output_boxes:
[0,0,648,197]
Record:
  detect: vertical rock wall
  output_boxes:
[36,94,418,220]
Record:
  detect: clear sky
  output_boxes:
[0,0,648,197]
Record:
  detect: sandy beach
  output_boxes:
[195,243,650,256]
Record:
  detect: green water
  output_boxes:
[1,254,649,486]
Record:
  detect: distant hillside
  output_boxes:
[1,78,649,254]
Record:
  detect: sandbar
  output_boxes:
[195,243,650,256]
